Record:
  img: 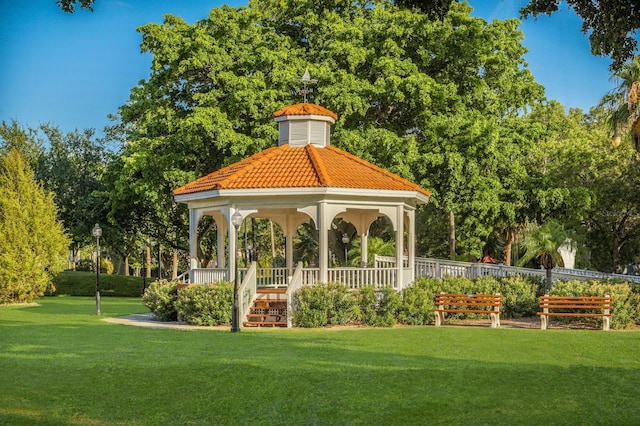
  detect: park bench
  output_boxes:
[432,292,502,328]
[537,295,612,331]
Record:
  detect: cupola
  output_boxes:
[273,103,338,148]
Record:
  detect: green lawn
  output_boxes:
[1,297,640,425]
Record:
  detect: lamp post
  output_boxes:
[141,243,147,294]
[92,223,102,315]
[231,210,243,333]
[342,233,350,266]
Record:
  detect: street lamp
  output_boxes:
[342,233,350,266]
[141,243,147,294]
[92,223,102,315]
[231,210,243,333]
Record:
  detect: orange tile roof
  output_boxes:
[173,144,430,198]
[273,103,338,121]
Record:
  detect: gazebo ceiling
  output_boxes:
[173,143,430,201]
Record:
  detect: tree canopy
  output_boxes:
[106,0,544,261]
[57,0,94,13]
[521,0,640,71]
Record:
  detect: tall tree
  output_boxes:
[0,149,70,303]
[38,125,108,247]
[600,55,640,151]
[521,0,640,71]
[0,120,44,169]
[106,1,543,262]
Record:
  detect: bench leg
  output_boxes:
[490,313,500,328]
[540,315,547,330]
[434,311,443,327]
[603,316,610,331]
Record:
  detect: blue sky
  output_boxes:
[0,0,617,136]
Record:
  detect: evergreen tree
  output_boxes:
[0,149,70,303]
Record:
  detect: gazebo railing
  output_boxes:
[191,268,229,283]
[327,267,398,289]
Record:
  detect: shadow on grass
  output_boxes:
[1,306,640,425]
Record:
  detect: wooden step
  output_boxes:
[257,288,287,294]
[244,297,288,328]
[243,321,288,328]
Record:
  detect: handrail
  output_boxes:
[237,262,257,329]
[173,271,189,283]
[286,262,305,328]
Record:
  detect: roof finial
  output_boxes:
[297,69,317,103]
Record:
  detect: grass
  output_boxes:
[1,297,640,425]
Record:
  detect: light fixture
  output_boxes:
[92,223,102,315]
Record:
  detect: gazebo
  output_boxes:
[173,102,430,326]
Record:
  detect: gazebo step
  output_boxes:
[245,297,288,328]
[243,321,288,328]
[257,288,287,294]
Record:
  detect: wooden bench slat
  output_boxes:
[538,295,612,330]
[432,292,502,328]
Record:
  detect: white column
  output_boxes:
[189,208,202,283]
[361,233,369,267]
[318,202,329,283]
[217,226,225,268]
[396,205,404,289]
[407,209,415,285]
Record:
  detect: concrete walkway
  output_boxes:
[102,313,228,331]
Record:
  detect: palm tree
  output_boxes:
[347,237,395,267]
[517,221,568,292]
[600,55,640,151]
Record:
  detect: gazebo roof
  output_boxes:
[173,143,430,200]
[273,103,338,121]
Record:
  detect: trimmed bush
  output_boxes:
[75,258,114,274]
[175,283,233,326]
[51,271,150,297]
[142,280,178,321]
[292,282,360,327]
[356,286,402,327]
[398,279,436,325]
[549,280,640,329]
[399,276,539,324]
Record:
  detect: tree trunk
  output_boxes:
[503,229,516,266]
[145,246,151,278]
[123,255,129,276]
[545,267,553,292]
[172,249,178,280]
[448,210,456,260]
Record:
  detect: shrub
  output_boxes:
[75,259,93,272]
[99,258,114,275]
[142,280,178,321]
[74,258,114,274]
[356,286,402,327]
[175,283,233,326]
[292,283,360,327]
[549,280,640,329]
[498,275,539,318]
[51,271,149,297]
[326,282,361,325]
[399,275,540,324]
[398,279,436,325]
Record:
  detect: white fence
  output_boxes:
[412,257,640,284]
